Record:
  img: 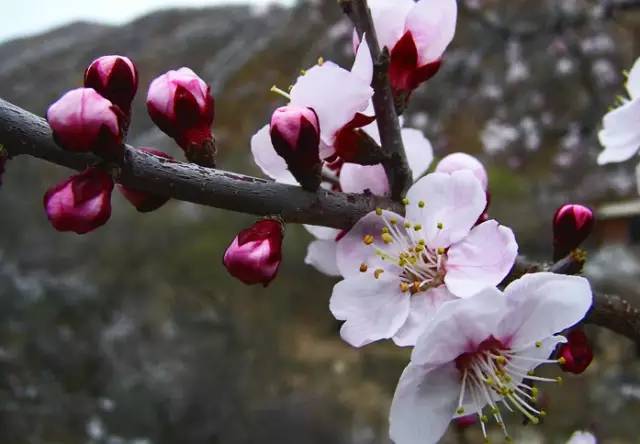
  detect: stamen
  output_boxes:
[373,269,384,279]
[270,85,291,100]
[363,234,374,245]
[359,263,368,273]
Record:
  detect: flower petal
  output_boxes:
[368,0,415,51]
[597,98,640,165]
[402,128,434,181]
[626,57,640,100]
[305,239,340,276]
[330,274,410,347]
[304,225,340,240]
[389,362,460,444]
[250,125,298,185]
[567,431,597,444]
[405,171,486,249]
[445,220,518,298]
[339,163,390,196]
[393,286,458,347]
[498,273,593,349]
[351,37,373,85]
[405,0,458,65]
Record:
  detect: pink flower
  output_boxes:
[389,273,592,444]
[330,170,518,347]
[362,0,457,99]
[558,328,593,374]
[84,55,138,114]
[47,88,123,160]
[146,68,215,166]
[435,152,488,191]
[270,106,321,190]
[44,167,114,234]
[118,148,173,212]
[223,219,284,286]
[553,204,594,261]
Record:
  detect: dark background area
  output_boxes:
[1,0,640,442]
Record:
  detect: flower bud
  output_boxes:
[553,204,594,261]
[118,147,173,212]
[147,68,216,167]
[84,55,138,115]
[44,167,114,234]
[0,149,7,188]
[223,219,283,286]
[558,328,593,375]
[436,153,488,191]
[47,88,123,161]
[270,106,321,190]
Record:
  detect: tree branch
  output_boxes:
[0,98,402,228]
[339,0,412,200]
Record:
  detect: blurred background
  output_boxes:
[1,0,640,442]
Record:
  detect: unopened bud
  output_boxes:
[44,167,114,234]
[84,55,138,115]
[223,219,283,286]
[146,68,216,167]
[553,204,594,261]
[118,147,173,212]
[47,88,124,161]
[269,105,321,190]
[558,328,593,375]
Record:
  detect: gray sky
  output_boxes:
[1,0,292,43]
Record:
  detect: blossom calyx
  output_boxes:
[558,328,593,375]
[270,106,322,190]
[553,204,594,261]
[118,147,173,212]
[223,219,284,286]
[44,167,114,234]
[84,55,138,115]
[147,68,216,167]
[47,88,124,161]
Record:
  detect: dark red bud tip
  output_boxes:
[552,204,594,261]
[84,55,138,114]
[44,167,114,234]
[47,88,124,160]
[559,328,593,374]
[146,68,215,162]
[119,147,173,212]
[223,219,284,286]
[270,105,322,191]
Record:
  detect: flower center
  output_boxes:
[453,336,565,442]
[360,207,446,294]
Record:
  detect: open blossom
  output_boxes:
[361,0,457,99]
[567,431,597,444]
[389,273,593,444]
[118,148,174,212]
[330,170,517,347]
[553,204,594,261]
[47,88,123,160]
[598,57,640,164]
[223,219,284,286]
[84,55,138,114]
[44,167,114,234]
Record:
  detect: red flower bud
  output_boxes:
[0,150,7,188]
[146,68,216,167]
[553,204,594,261]
[559,328,593,374]
[223,219,283,286]
[44,167,114,234]
[47,88,124,161]
[84,55,138,115]
[270,106,321,190]
[118,147,173,212]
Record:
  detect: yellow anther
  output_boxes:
[530,417,540,425]
[531,387,539,398]
[527,370,535,376]
[374,269,384,279]
[490,406,499,414]
[556,376,563,384]
[382,233,394,244]
[414,224,422,231]
[496,356,507,365]
[539,410,547,417]
[456,407,465,414]
[363,234,374,245]
[359,263,368,273]
[300,68,307,75]
[390,218,398,225]
[412,281,422,293]
[404,222,412,229]
[382,227,389,234]
[401,198,410,205]
[504,375,512,383]
[485,377,494,386]
[535,341,542,348]
[414,244,424,253]
[418,239,426,245]
[480,415,488,423]
[418,200,425,208]
[557,357,566,365]
[375,208,383,216]
[400,282,410,293]
[437,247,446,255]
[317,56,324,65]
[437,222,444,230]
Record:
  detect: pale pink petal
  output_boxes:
[597,98,640,164]
[339,163,390,196]
[435,152,488,191]
[445,220,518,298]
[402,128,433,181]
[405,0,458,65]
[411,286,506,368]
[304,225,340,240]
[567,431,597,444]
[393,287,457,347]
[336,209,405,277]
[405,171,486,249]
[250,125,298,185]
[290,62,373,145]
[497,273,592,350]
[351,37,373,85]
[330,274,410,347]
[389,363,460,444]
[368,0,415,51]
[626,57,640,100]
[305,239,340,276]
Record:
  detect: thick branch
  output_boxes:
[0,98,402,228]
[340,0,412,200]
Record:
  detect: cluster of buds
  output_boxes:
[553,204,595,261]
